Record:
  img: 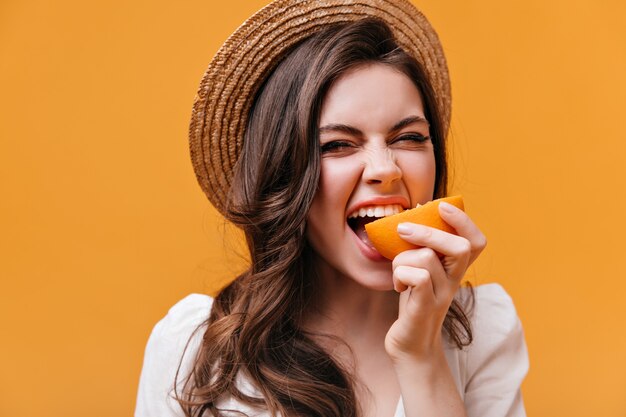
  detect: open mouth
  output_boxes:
[347,204,404,248]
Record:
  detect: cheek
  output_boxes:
[398,151,437,201]
[306,158,360,242]
[315,158,361,210]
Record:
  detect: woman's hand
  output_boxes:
[384,202,485,417]
[384,201,487,362]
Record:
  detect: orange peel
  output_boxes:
[364,195,464,260]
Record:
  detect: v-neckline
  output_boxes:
[393,396,403,417]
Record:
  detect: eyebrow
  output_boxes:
[319,115,429,136]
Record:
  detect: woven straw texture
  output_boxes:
[189,0,451,214]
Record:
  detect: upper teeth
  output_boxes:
[348,204,403,219]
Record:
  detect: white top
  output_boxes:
[135,283,529,417]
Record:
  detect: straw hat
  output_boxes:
[189,0,451,214]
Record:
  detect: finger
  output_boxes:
[396,223,471,281]
[393,266,435,306]
[397,222,471,260]
[393,247,440,278]
[393,248,453,300]
[438,202,487,264]
[393,266,436,314]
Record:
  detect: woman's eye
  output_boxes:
[320,141,353,154]
[395,133,430,144]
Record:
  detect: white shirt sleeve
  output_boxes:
[463,284,530,417]
[135,294,213,417]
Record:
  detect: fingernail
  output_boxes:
[397,223,412,235]
[439,201,455,213]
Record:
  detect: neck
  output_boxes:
[304,258,399,349]
[302,255,404,411]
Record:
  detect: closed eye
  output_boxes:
[394,133,430,144]
[320,140,354,154]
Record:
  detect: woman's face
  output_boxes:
[306,63,437,291]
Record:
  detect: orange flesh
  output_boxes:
[364,195,464,260]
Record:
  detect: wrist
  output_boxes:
[390,347,448,378]
[386,332,445,365]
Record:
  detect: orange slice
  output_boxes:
[364,195,464,260]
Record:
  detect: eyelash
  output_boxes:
[320,134,430,154]
[320,141,353,153]
[395,133,431,144]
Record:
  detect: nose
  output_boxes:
[362,146,402,187]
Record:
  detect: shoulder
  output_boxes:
[454,283,523,340]
[135,294,214,417]
[456,283,529,416]
[470,283,521,334]
[155,293,214,339]
[459,283,528,367]
[144,293,214,362]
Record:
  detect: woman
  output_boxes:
[136,1,529,416]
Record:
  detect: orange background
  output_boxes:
[1,0,625,416]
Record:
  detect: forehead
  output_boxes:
[319,63,425,129]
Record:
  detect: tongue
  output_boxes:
[353,217,377,250]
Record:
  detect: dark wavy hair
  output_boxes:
[175,18,474,417]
